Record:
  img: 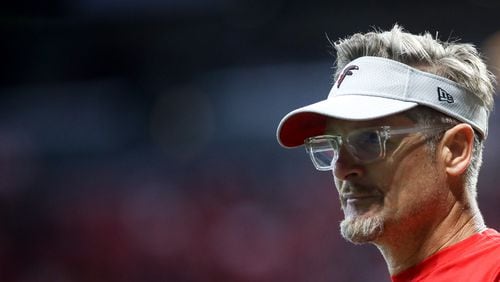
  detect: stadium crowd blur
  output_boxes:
[1,0,499,281]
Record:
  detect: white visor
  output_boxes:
[277,56,489,148]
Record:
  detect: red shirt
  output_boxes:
[391,228,500,282]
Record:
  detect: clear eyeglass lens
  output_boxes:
[306,138,339,170]
[346,129,384,162]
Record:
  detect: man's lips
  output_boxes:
[342,193,383,203]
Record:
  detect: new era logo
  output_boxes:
[437,87,454,103]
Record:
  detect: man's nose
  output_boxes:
[332,146,364,180]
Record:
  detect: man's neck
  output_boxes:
[375,202,486,276]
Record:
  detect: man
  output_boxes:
[276,25,500,281]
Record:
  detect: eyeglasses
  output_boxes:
[304,125,449,171]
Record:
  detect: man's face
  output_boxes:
[325,114,449,245]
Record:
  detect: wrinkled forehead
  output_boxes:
[324,112,416,134]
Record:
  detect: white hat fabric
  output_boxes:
[277,56,489,148]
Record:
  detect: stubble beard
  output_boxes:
[340,214,384,244]
[335,178,385,244]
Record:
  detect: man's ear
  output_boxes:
[440,124,474,176]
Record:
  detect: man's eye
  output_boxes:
[352,131,379,146]
[346,130,382,160]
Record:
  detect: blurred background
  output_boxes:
[1,0,499,281]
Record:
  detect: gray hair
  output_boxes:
[332,25,496,111]
[330,25,496,201]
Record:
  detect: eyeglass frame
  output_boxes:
[304,125,451,171]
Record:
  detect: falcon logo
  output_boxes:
[337,65,359,88]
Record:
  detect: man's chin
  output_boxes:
[340,215,384,244]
